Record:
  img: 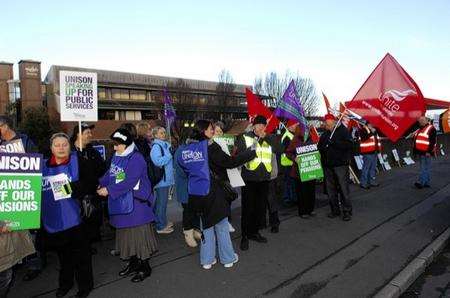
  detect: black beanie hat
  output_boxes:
[253,115,267,125]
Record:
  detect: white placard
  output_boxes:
[392,149,400,162]
[0,139,25,153]
[214,138,245,188]
[59,71,98,121]
[48,173,72,200]
[354,155,363,170]
[403,157,415,165]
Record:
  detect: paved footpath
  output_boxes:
[8,156,450,298]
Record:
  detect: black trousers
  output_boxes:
[295,179,316,215]
[241,180,269,237]
[181,203,198,230]
[324,166,352,214]
[52,225,94,292]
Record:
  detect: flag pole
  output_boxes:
[78,121,83,153]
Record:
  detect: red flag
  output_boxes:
[309,126,320,143]
[346,53,425,142]
[322,92,331,113]
[245,88,280,133]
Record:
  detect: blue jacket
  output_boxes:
[41,152,82,233]
[150,139,174,189]
[173,146,189,204]
[99,143,156,229]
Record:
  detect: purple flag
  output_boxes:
[163,89,176,126]
[274,80,309,140]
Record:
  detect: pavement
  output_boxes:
[7,156,450,298]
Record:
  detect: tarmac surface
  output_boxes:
[7,156,450,298]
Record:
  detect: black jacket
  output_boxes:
[318,125,354,168]
[190,141,255,229]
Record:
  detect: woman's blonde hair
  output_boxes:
[151,126,165,138]
[136,122,150,138]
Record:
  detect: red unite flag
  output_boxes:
[346,53,425,142]
[245,88,280,133]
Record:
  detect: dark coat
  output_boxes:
[189,141,255,229]
[318,125,353,168]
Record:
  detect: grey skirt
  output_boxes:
[115,223,158,260]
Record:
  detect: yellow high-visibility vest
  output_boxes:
[280,131,294,166]
[244,135,272,173]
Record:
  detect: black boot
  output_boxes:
[119,256,139,277]
[240,237,249,251]
[131,260,152,283]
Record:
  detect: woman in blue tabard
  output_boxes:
[97,128,157,283]
[41,133,93,298]
[177,120,256,270]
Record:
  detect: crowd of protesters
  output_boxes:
[0,112,438,297]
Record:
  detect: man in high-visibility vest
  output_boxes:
[235,115,280,251]
[413,116,437,189]
[358,123,382,189]
[280,123,297,206]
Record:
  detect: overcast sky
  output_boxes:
[1,0,449,113]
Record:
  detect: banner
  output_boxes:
[346,53,425,142]
[60,71,98,122]
[296,144,324,182]
[0,152,43,230]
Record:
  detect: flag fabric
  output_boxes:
[274,80,309,141]
[163,89,176,126]
[309,126,320,143]
[322,92,332,113]
[440,108,450,133]
[245,88,280,133]
[339,102,361,130]
[346,53,425,142]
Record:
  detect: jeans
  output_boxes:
[360,154,377,187]
[282,167,296,203]
[200,218,237,265]
[419,155,431,186]
[154,186,170,230]
[0,268,13,298]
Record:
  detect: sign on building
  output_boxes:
[59,71,98,121]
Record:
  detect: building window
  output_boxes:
[98,88,106,99]
[115,110,142,120]
[99,110,115,120]
[112,88,130,100]
[146,91,152,101]
[130,90,146,101]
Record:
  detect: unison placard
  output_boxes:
[60,71,98,122]
[0,152,43,230]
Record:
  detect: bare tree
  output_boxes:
[216,69,236,107]
[166,78,193,105]
[253,71,319,116]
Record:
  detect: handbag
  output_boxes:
[210,169,238,203]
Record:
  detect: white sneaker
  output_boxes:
[157,226,174,234]
[228,222,236,233]
[224,254,239,268]
[202,259,217,270]
[167,222,174,228]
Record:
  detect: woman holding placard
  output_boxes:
[97,128,157,283]
[41,133,93,298]
[285,126,318,219]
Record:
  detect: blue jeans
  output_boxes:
[154,186,170,230]
[419,155,431,186]
[282,167,296,203]
[200,218,237,265]
[360,154,377,187]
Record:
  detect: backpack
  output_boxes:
[147,143,166,188]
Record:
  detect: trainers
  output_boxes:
[202,259,217,270]
[228,222,236,233]
[167,222,174,228]
[414,182,423,189]
[183,229,198,248]
[342,213,352,221]
[327,212,340,219]
[248,233,268,243]
[224,254,239,268]
[157,226,174,234]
